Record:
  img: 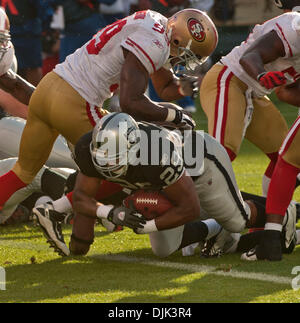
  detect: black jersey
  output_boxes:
[74,122,205,191]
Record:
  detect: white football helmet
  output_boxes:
[167,9,218,73]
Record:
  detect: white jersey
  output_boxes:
[222,12,300,97]
[54,10,170,107]
[0,41,14,76]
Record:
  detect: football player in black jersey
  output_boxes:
[33,112,297,258]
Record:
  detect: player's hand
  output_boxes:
[107,201,146,229]
[257,71,286,89]
[178,74,199,99]
[174,109,196,130]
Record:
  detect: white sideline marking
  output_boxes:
[91,254,292,286]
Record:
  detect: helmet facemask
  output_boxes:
[167,44,208,75]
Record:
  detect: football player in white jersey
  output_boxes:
[0,7,34,119]
[238,0,300,261]
[200,4,300,198]
[0,9,218,215]
[201,0,300,261]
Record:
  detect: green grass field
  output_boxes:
[0,94,300,303]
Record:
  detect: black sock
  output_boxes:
[251,200,267,228]
[178,220,208,250]
[41,168,67,200]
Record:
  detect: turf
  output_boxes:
[0,94,300,303]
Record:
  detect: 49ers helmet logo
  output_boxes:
[187,18,206,42]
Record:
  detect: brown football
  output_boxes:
[123,190,173,220]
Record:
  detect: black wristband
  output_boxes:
[173,109,182,124]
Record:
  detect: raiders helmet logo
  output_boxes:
[187,18,206,42]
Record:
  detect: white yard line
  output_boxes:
[91,254,292,286]
[0,239,293,286]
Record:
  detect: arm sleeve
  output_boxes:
[121,30,169,74]
[273,16,300,58]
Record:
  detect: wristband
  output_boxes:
[165,108,177,122]
[256,72,266,82]
[96,204,114,219]
[264,222,282,232]
[139,219,158,234]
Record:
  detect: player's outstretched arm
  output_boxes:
[151,68,198,101]
[0,69,36,106]
[70,173,101,255]
[119,49,195,129]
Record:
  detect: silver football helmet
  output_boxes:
[90,113,141,179]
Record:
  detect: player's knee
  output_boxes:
[222,218,245,233]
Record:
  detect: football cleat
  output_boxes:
[33,202,70,257]
[240,248,258,261]
[201,228,235,258]
[282,201,297,250]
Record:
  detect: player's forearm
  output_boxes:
[239,52,266,81]
[275,83,300,106]
[154,204,199,231]
[0,71,35,105]
[73,189,100,219]
[157,82,184,101]
[0,90,28,119]
[119,94,170,122]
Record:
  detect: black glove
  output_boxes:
[178,74,199,99]
[173,109,196,130]
[107,201,146,229]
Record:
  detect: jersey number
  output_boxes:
[86,19,127,55]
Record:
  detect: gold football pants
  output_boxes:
[13,72,109,183]
[200,64,288,156]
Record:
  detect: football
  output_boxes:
[123,190,173,220]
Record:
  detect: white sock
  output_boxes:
[52,195,72,213]
[262,175,271,197]
[203,219,222,240]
